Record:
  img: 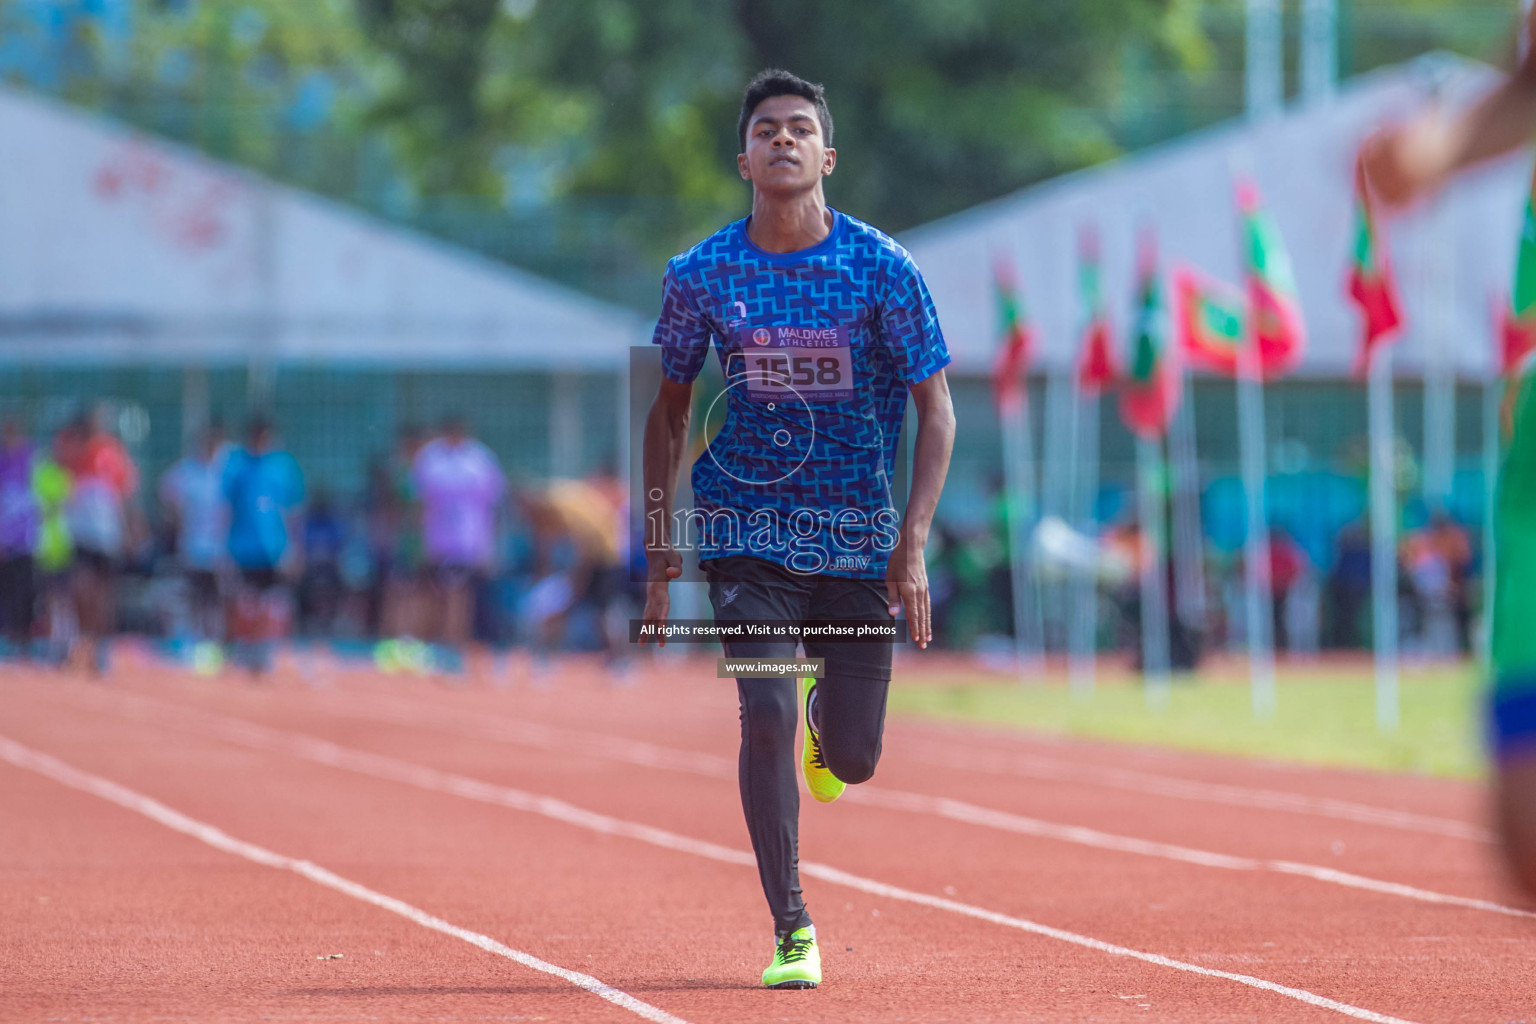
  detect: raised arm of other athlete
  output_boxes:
[886,369,956,650]
[1362,32,1536,207]
[638,377,693,644]
[1359,16,1536,899]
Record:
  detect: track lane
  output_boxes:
[6,675,1525,1022]
[0,751,668,1024]
[2,678,1382,1024]
[96,669,1514,913]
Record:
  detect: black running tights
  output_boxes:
[736,675,889,936]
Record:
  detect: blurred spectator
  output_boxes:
[299,489,346,636]
[362,458,399,638]
[522,475,630,664]
[384,424,427,640]
[411,414,506,665]
[223,416,305,673]
[64,407,139,674]
[1267,529,1306,653]
[1429,513,1474,654]
[1327,524,1372,649]
[158,423,229,645]
[34,427,75,663]
[1402,515,1467,658]
[0,420,40,654]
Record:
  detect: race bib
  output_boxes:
[734,325,854,402]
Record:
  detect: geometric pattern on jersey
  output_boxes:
[651,209,950,579]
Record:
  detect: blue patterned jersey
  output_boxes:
[652,209,950,579]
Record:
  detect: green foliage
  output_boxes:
[107,0,372,169]
[23,0,1522,307]
[496,0,1181,240]
[355,0,505,195]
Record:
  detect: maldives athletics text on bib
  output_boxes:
[734,325,855,402]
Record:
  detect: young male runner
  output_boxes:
[641,69,956,989]
[1361,5,1536,895]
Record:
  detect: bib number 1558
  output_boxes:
[752,354,845,388]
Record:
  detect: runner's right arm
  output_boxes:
[641,260,713,645]
[639,378,692,644]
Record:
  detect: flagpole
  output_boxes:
[1000,395,1045,674]
[1484,372,1501,671]
[1069,391,1101,697]
[1422,198,1457,512]
[1369,345,1401,731]
[1237,352,1278,717]
[1169,373,1207,643]
[1045,366,1075,651]
[1022,393,1047,667]
[1137,436,1173,706]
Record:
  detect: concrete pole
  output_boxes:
[1301,0,1338,105]
[548,371,582,478]
[1246,0,1284,120]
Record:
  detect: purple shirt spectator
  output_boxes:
[412,436,506,569]
[0,438,38,557]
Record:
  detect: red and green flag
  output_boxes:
[1173,266,1248,377]
[991,257,1034,411]
[1501,177,1536,376]
[1076,228,1117,393]
[1120,233,1181,439]
[1238,180,1306,378]
[1346,159,1403,374]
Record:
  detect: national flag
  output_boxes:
[1238,180,1306,378]
[991,257,1033,410]
[1503,179,1536,376]
[1173,266,1248,377]
[1120,233,1182,439]
[1346,159,1403,373]
[1076,228,1117,393]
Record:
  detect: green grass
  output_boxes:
[889,662,1488,779]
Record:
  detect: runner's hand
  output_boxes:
[1359,117,1451,210]
[640,547,683,646]
[885,534,932,649]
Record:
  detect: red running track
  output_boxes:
[1,654,1532,1023]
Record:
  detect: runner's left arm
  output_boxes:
[878,250,955,649]
[887,369,955,649]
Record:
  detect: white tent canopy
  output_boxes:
[0,87,646,368]
[902,55,1528,380]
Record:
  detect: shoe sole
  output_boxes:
[765,979,818,989]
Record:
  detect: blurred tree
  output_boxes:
[354,0,505,195]
[13,0,1518,308]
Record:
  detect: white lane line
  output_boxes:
[11,705,1425,1023]
[799,862,1422,1024]
[73,687,1533,922]
[307,687,1490,844]
[846,788,1535,920]
[894,739,1492,844]
[0,734,693,1024]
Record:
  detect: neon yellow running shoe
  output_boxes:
[801,676,845,803]
[762,926,821,989]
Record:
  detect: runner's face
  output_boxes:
[739,95,834,194]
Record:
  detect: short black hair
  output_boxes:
[737,68,833,153]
